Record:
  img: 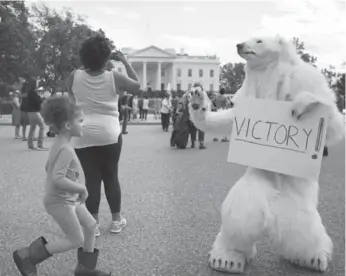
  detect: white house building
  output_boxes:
[111,46,221,92]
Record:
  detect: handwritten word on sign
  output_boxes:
[227,98,329,181]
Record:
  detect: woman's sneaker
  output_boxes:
[110,217,126,233]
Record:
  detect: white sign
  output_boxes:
[227,98,329,181]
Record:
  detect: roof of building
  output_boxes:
[120,45,219,61]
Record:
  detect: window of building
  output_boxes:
[161,70,164,77]
[210,84,214,92]
[188,69,192,77]
[177,68,181,77]
[118,68,122,73]
[188,83,192,91]
[210,69,214,77]
[161,83,165,91]
[199,69,203,77]
[177,83,181,91]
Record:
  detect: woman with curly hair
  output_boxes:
[66,34,140,237]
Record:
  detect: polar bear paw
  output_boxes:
[287,252,329,272]
[208,249,247,274]
[291,91,320,120]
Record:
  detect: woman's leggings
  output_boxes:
[75,135,123,215]
[161,112,170,130]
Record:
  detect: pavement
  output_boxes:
[0,114,161,126]
[0,124,344,276]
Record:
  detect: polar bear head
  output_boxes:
[236,35,300,67]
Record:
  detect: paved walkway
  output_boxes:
[0,125,344,276]
[0,114,162,126]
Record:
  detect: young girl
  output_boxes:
[13,96,110,276]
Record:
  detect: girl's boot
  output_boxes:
[13,237,52,276]
[75,248,111,276]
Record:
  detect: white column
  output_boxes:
[156,62,161,90]
[142,62,147,90]
[171,63,176,91]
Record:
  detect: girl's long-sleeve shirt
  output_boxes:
[43,138,82,206]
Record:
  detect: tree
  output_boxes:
[31,3,115,92]
[293,37,345,111]
[293,37,317,66]
[0,1,39,88]
[220,62,245,94]
[334,73,345,111]
[321,66,337,88]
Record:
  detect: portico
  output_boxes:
[130,61,175,91]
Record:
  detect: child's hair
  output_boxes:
[41,95,81,132]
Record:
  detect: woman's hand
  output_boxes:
[115,51,128,64]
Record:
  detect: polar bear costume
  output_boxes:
[188,36,344,274]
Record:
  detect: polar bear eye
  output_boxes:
[256,40,263,43]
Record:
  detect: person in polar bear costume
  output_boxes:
[188,35,345,274]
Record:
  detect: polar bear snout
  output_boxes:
[236,43,245,50]
[237,43,255,56]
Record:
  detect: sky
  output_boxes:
[28,0,346,71]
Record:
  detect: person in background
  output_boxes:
[132,95,138,120]
[153,96,161,119]
[142,96,149,121]
[212,87,229,142]
[66,35,140,237]
[23,78,47,150]
[160,93,171,131]
[171,95,179,126]
[47,93,59,138]
[119,91,129,134]
[138,96,144,120]
[125,94,130,121]
[19,88,30,141]
[188,84,206,149]
[170,93,190,149]
[189,122,206,149]
[11,91,22,139]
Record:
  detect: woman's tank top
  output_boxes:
[71,70,121,149]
